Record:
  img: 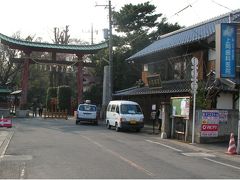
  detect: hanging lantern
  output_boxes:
[49,65,52,72]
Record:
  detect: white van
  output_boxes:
[106,100,144,132]
[76,103,98,125]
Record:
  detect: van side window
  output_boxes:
[120,104,142,114]
[107,105,111,112]
[116,106,119,113]
[111,105,116,112]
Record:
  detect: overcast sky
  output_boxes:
[0,0,239,44]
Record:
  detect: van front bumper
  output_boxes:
[120,121,144,129]
[76,118,97,123]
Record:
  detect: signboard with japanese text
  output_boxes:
[200,110,219,137]
[220,23,236,78]
[219,110,228,123]
[147,74,161,88]
[171,97,190,119]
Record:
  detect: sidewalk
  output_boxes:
[142,124,240,163]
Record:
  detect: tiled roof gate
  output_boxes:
[0,33,108,107]
[0,33,108,54]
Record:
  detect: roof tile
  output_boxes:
[127,9,240,61]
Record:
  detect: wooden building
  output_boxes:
[113,10,240,142]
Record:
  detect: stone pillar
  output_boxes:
[76,55,83,104]
[20,53,30,108]
[161,102,171,138]
[102,66,110,106]
[101,66,110,120]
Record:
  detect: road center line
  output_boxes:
[20,162,26,179]
[204,157,240,170]
[145,139,182,152]
[81,135,154,177]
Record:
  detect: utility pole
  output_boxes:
[96,0,113,102]
[108,0,113,101]
[81,24,98,45]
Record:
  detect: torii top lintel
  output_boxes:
[0,33,108,54]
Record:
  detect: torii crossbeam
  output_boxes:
[0,33,108,107]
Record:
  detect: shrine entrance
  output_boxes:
[0,33,108,109]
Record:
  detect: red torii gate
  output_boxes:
[0,33,108,107]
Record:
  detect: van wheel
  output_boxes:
[115,122,120,132]
[107,121,111,129]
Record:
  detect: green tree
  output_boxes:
[0,32,23,88]
[113,2,161,52]
[46,87,57,110]
[57,85,71,113]
[28,64,49,106]
[153,17,182,40]
[111,2,182,91]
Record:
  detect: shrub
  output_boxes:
[46,87,57,110]
[57,85,71,113]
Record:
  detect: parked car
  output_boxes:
[76,102,98,125]
[106,100,144,132]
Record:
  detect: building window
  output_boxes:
[174,61,182,79]
[148,62,167,81]
[208,49,216,61]
[143,64,148,71]
[169,54,191,80]
[147,54,192,81]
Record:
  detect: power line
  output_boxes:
[167,0,199,21]
[210,0,233,11]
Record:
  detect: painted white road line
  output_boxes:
[20,162,26,179]
[0,131,14,158]
[182,152,216,157]
[81,135,154,177]
[145,139,183,152]
[204,157,240,170]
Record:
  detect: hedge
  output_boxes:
[57,85,72,112]
[46,87,57,110]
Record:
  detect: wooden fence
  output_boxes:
[43,109,68,120]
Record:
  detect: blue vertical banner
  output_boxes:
[220,23,236,78]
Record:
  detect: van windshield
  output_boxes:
[120,104,142,114]
[79,104,96,112]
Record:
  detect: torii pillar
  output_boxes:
[20,52,31,108]
[76,54,84,104]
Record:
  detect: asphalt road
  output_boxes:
[0,117,239,179]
